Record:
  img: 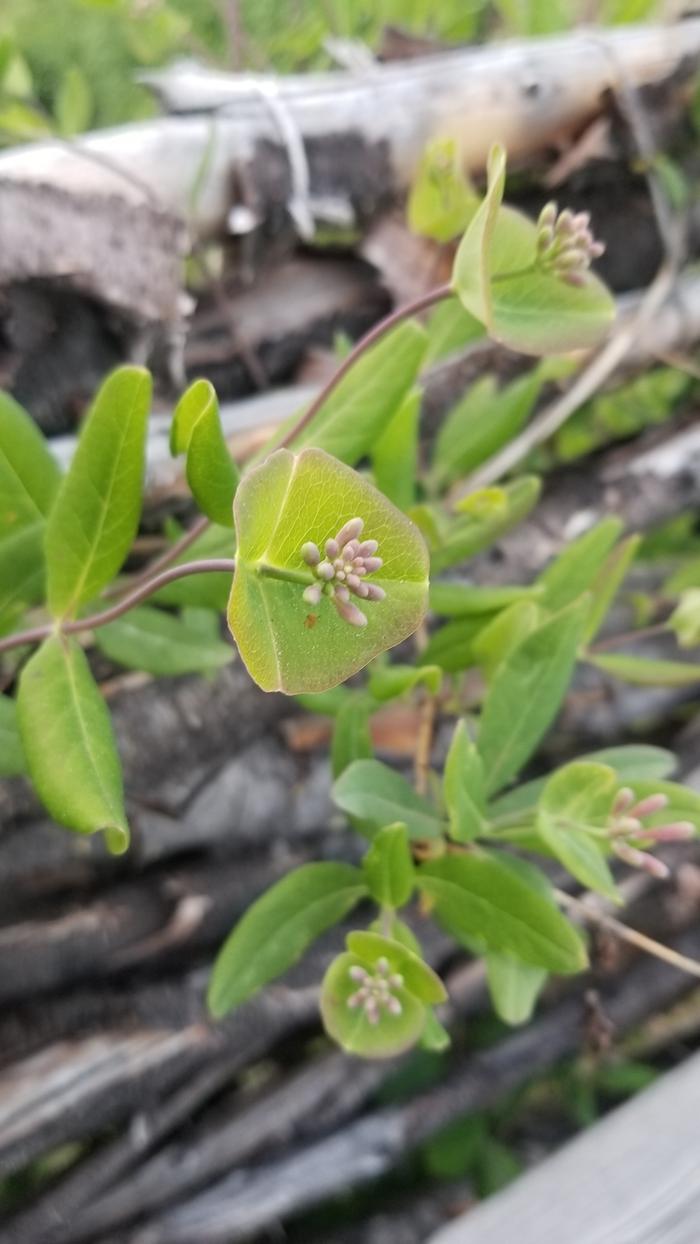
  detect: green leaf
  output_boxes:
[486,954,547,1025]
[452,144,615,354]
[331,694,373,779]
[0,391,61,536]
[407,136,477,242]
[420,1010,451,1051]
[588,652,700,687]
[17,635,128,852]
[431,476,541,573]
[0,522,45,634]
[271,321,428,466]
[490,744,677,818]
[472,599,541,680]
[421,615,485,673]
[228,448,429,693]
[419,851,586,973]
[371,388,420,511]
[333,759,444,841]
[478,597,589,796]
[295,686,351,716]
[363,823,415,908]
[321,950,427,1059]
[55,64,92,135]
[0,694,26,777]
[539,518,623,611]
[45,367,152,619]
[368,662,442,702]
[424,297,484,366]
[432,370,543,488]
[429,582,542,617]
[95,605,234,677]
[583,534,640,644]
[208,862,368,1017]
[170,379,238,527]
[346,931,446,1004]
[536,762,619,901]
[443,720,486,843]
[669,589,700,649]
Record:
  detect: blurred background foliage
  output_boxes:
[0,0,662,143]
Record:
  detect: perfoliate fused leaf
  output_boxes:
[452,144,615,355]
[228,448,429,693]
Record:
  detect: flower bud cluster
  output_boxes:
[347,957,403,1024]
[536,202,605,287]
[301,517,385,628]
[607,788,694,879]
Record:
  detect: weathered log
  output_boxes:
[94,927,700,1244]
[1,23,696,250]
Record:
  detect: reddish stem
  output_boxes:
[0,559,236,657]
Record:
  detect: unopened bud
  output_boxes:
[334,517,364,548]
[648,821,695,843]
[303,583,322,606]
[613,788,635,815]
[334,596,367,628]
[630,794,669,819]
[301,541,321,566]
[317,561,335,581]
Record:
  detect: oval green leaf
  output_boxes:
[419,851,586,974]
[96,604,234,677]
[0,391,61,536]
[333,759,445,841]
[0,694,26,777]
[45,367,152,619]
[207,861,368,1018]
[170,378,238,527]
[17,635,129,852]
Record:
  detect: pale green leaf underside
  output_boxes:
[228,448,429,693]
[96,605,234,677]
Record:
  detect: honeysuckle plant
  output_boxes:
[2,143,699,1059]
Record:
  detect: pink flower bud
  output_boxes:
[334,596,368,628]
[613,841,670,879]
[357,540,379,557]
[334,517,364,548]
[316,561,335,581]
[303,584,322,606]
[363,556,383,574]
[365,583,386,602]
[301,541,320,566]
[630,794,669,819]
[325,538,340,559]
[613,788,635,815]
[648,822,695,843]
